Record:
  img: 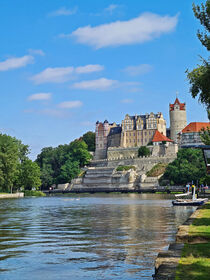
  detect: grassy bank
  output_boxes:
[176,202,210,280]
[24,190,46,197]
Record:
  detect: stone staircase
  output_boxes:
[83,167,114,186]
[71,167,115,190]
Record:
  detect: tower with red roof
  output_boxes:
[169,98,187,143]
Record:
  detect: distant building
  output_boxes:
[95,112,167,160]
[169,98,187,143]
[180,122,210,147]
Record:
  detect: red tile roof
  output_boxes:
[170,98,185,111]
[152,130,173,142]
[181,122,210,133]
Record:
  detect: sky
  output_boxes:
[0,0,209,159]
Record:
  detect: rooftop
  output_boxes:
[181,122,210,133]
[152,130,173,142]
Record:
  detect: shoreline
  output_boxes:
[153,202,210,279]
[0,192,24,199]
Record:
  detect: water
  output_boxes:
[0,194,195,280]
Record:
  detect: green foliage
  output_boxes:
[19,159,41,190]
[24,190,46,197]
[186,1,210,119]
[116,165,136,171]
[36,139,92,188]
[200,126,210,144]
[82,131,95,152]
[176,203,210,280]
[138,146,151,157]
[146,163,168,177]
[0,133,41,193]
[56,160,80,184]
[160,148,206,185]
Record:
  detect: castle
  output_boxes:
[95,98,187,160]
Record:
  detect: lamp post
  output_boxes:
[201,145,210,175]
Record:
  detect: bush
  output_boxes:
[138,146,151,157]
[116,165,136,171]
[24,190,46,197]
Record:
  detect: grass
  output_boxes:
[146,163,167,177]
[116,165,136,171]
[24,190,46,197]
[176,202,210,280]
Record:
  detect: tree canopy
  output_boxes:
[186,1,210,119]
[81,131,95,152]
[0,133,41,193]
[36,139,92,188]
[159,148,209,185]
[138,146,151,157]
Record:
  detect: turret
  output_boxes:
[169,98,187,143]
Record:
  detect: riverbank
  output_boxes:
[154,201,210,280]
[0,192,24,199]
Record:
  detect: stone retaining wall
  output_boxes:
[0,192,24,199]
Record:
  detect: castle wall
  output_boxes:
[107,132,121,147]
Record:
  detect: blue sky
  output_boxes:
[0,0,208,159]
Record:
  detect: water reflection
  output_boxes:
[0,194,194,280]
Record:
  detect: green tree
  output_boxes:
[0,134,19,193]
[138,146,151,157]
[160,148,206,185]
[56,160,80,184]
[19,159,41,190]
[82,131,95,152]
[200,126,210,144]
[186,1,210,119]
[36,139,92,188]
[68,140,92,167]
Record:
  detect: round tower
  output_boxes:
[169,98,187,143]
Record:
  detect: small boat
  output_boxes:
[172,198,208,206]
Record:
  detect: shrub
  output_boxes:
[24,190,46,197]
[116,165,136,171]
[138,146,151,157]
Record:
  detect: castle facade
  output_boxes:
[95,98,187,160]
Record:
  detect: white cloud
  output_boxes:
[48,7,77,17]
[0,55,34,71]
[28,49,45,56]
[30,64,104,84]
[71,12,178,49]
[72,78,118,90]
[104,4,119,14]
[121,99,134,104]
[75,64,104,74]
[124,64,153,76]
[30,67,74,84]
[58,101,83,108]
[28,93,52,101]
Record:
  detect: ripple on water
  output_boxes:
[0,194,195,280]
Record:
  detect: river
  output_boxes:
[0,194,195,280]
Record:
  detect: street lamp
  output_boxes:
[201,145,210,175]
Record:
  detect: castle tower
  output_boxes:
[169,98,187,143]
[94,120,110,160]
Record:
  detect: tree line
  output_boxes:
[0,131,95,192]
[0,133,41,193]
